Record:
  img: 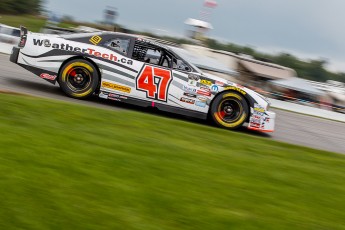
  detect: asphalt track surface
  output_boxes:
[1,54,344,154]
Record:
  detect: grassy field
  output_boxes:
[0,14,115,32]
[0,15,47,32]
[0,93,345,230]
[0,15,75,32]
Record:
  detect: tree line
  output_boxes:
[0,0,42,14]
[1,0,343,83]
[144,34,344,83]
[204,38,345,83]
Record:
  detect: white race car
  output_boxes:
[10,26,275,132]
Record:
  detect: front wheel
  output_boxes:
[58,59,99,99]
[210,91,249,129]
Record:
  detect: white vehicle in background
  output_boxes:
[0,24,20,54]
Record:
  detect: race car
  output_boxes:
[10,26,275,132]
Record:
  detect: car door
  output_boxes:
[98,35,144,99]
[130,42,174,105]
[168,52,211,112]
[129,40,206,113]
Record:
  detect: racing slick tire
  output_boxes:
[210,91,249,130]
[58,59,99,99]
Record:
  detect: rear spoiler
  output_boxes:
[18,26,28,48]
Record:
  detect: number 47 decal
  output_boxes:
[136,65,173,102]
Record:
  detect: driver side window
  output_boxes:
[132,42,172,68]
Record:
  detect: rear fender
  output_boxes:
[57,56,102,91]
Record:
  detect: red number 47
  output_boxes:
[136,66,172,102]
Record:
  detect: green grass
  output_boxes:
[0,93,345,230]
[0,15,75,32]
[0,15,46,32]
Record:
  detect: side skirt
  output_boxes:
[18,64,58,85]
[98,91,208,120]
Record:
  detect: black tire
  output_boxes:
[58,59,99,99]
[210,91,249,129]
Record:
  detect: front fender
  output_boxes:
[210,84,257,122]
[211,84,275,132]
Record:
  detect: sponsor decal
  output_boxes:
[224,86,246,95]
[200,79,212,86]
[249,114,263,128]
[109,93,119,98]
[249,120,261,129]
[197,82,213,89]
[108,93,128,100]
[211,84,219,93]
[32,39,133,65]
[102,81,131,93]
[195,101,206,107]
[108,97,121,101]
[199,85,210,90]
[215,80,225,86]
[180,97,195,104]
[197,86,211,97]
[105,93,121,101]
[197,90,211,97]
[254,107,265,113]
[183,92,197,98]
[197,96,207,102]
[183,85,197,93]
[254,103,265,114]
[40,73,57,81]
[89,35,102,45]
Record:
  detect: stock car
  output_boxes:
[10,26,275,132]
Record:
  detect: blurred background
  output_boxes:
[0,0,345,113]
[1,1,345,229]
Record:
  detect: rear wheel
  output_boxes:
[210,91,249,129]
[59,59,99,99]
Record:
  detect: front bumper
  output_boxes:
[9,46,20,64]
[247,110,276,132]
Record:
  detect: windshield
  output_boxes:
[170,46,238,76]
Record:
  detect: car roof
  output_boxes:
[103,31,178,48]
[60,30,179,50]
